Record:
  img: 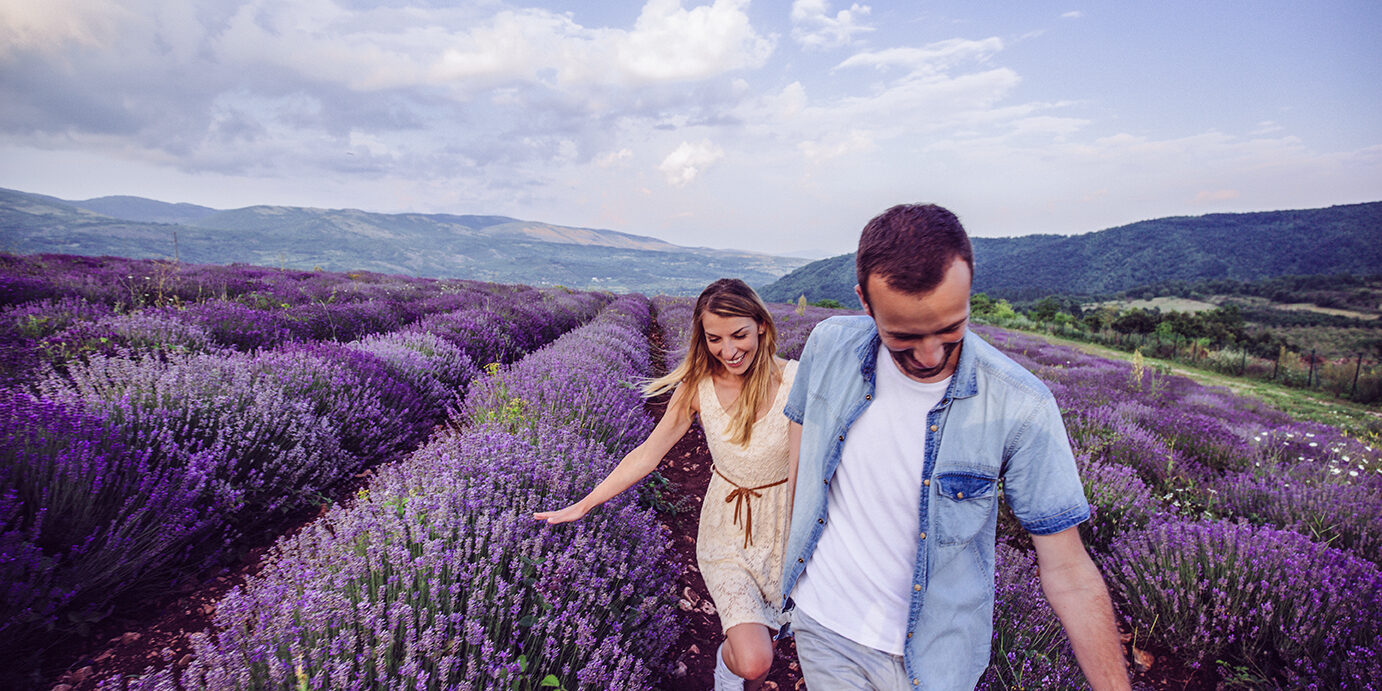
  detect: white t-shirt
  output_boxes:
[792,344,950,655]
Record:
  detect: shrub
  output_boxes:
[979,544,1086,690]
[0,391,213,674]
[1101,518,1382,686]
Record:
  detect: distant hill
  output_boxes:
[760,202,1382,304]
[0,187,807,295]
[69,196,219,225]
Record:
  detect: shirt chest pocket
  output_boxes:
[933,471,998,546]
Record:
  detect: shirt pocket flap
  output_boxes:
[935,472,997,501]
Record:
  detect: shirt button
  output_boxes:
[929,424,938,432]
[956,491,964,499]
[838,434,845,441]
[864,394,872,400]
[922,479,930,486]
[919,532,926,540]
[906,631,913,639]
[913,584,921,591]
[798,558,804,563]
[913,680,919,686]
[817,518,825,524]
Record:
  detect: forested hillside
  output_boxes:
[761,202,1382,304]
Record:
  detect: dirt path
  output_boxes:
[646,396,804,691]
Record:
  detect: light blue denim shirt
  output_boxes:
[782,316,1090,689]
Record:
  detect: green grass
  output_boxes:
[1025,330,1382,444]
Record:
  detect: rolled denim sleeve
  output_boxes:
[1000,393,1090,535]
[783,326,818,425]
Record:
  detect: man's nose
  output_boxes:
[915,339,945,367]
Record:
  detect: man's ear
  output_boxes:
[854,284,871,316]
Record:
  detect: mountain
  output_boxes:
[760,202,1382,304]
[0,188,807,295]
[69,196,219,225]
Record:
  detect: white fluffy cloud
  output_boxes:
[834,38,1004,75]
[790,0,872,50]
[209,0,775,93]
[658,139,723,186]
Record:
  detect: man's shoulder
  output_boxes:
[809,315,876,344]
[965,332,1055,402]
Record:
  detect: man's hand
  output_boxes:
[1032,526,1131,691]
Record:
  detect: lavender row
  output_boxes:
[973,325,1382,686]
[0,254,498,311]
[0,287,609,680]
[102,295,679,690]
[0,263,596,387]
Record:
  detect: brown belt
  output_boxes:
[713,465,788,549]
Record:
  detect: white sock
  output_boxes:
[714,643,745,691]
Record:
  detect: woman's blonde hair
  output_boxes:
[646,278,779,446]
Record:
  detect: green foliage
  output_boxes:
[636,471,691,516]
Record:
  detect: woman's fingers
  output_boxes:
[533,506,583,523]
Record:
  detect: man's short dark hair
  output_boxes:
[856,203,974,303]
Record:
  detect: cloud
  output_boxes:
[1061,11,1084,19]
[798,129,874,163]
[1192,189,1240,204]
[834,38,1003,74]
[791,0,873,50]
[0,0,128,58]
[595,148,634,167]
[0,0,776,195]
[615,0,775,82]
[658,140,723,186]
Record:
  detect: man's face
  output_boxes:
[856,258,971,383]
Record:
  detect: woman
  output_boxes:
[535,278,796,691]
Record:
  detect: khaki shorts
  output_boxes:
[790,608,912,691]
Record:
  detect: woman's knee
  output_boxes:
[725,638,773,679]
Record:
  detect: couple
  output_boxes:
[537,204,1131,690]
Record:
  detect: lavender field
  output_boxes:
[3,255,1380,690]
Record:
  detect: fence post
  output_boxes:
[1272,349,1279,380]
[1308,349,1316,388]
[1352,352,1363,399]
[1240,348,1247,376]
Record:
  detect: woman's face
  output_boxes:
[701,312,764,377]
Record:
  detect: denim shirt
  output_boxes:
[782,316,1089,689]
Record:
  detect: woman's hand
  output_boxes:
[534,503,589,524]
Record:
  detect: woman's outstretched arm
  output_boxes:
[534,382,696,524]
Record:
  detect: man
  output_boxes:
[781,204,1130,690]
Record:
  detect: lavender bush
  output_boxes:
[0,391,213,668]
[1213,463,1382,564]
[464,295,655,454]
[1102,518,1382,687]
[979,543,1087,690]
[1,260,612,682]
[346,330,478,416]
[1075,456,1162,554]
[103,296,681,690]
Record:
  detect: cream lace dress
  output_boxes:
[695,359,798,633]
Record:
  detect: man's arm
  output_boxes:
[1031,527,1131,691]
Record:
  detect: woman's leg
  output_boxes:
[722,622,774,689]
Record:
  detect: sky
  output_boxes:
[1,1,1379,257]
